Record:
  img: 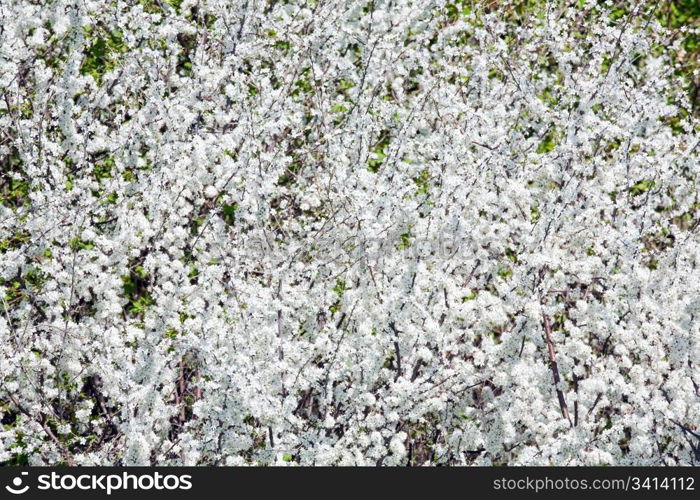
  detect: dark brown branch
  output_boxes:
[5,390,75,465]
[542,312,572,426]
[389,322,402,381]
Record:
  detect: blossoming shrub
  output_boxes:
[1,0,698,465]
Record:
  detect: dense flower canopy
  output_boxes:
[1,0,699,465]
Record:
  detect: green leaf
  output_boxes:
[629,179,655,197]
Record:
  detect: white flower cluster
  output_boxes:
[0,0,698,465]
